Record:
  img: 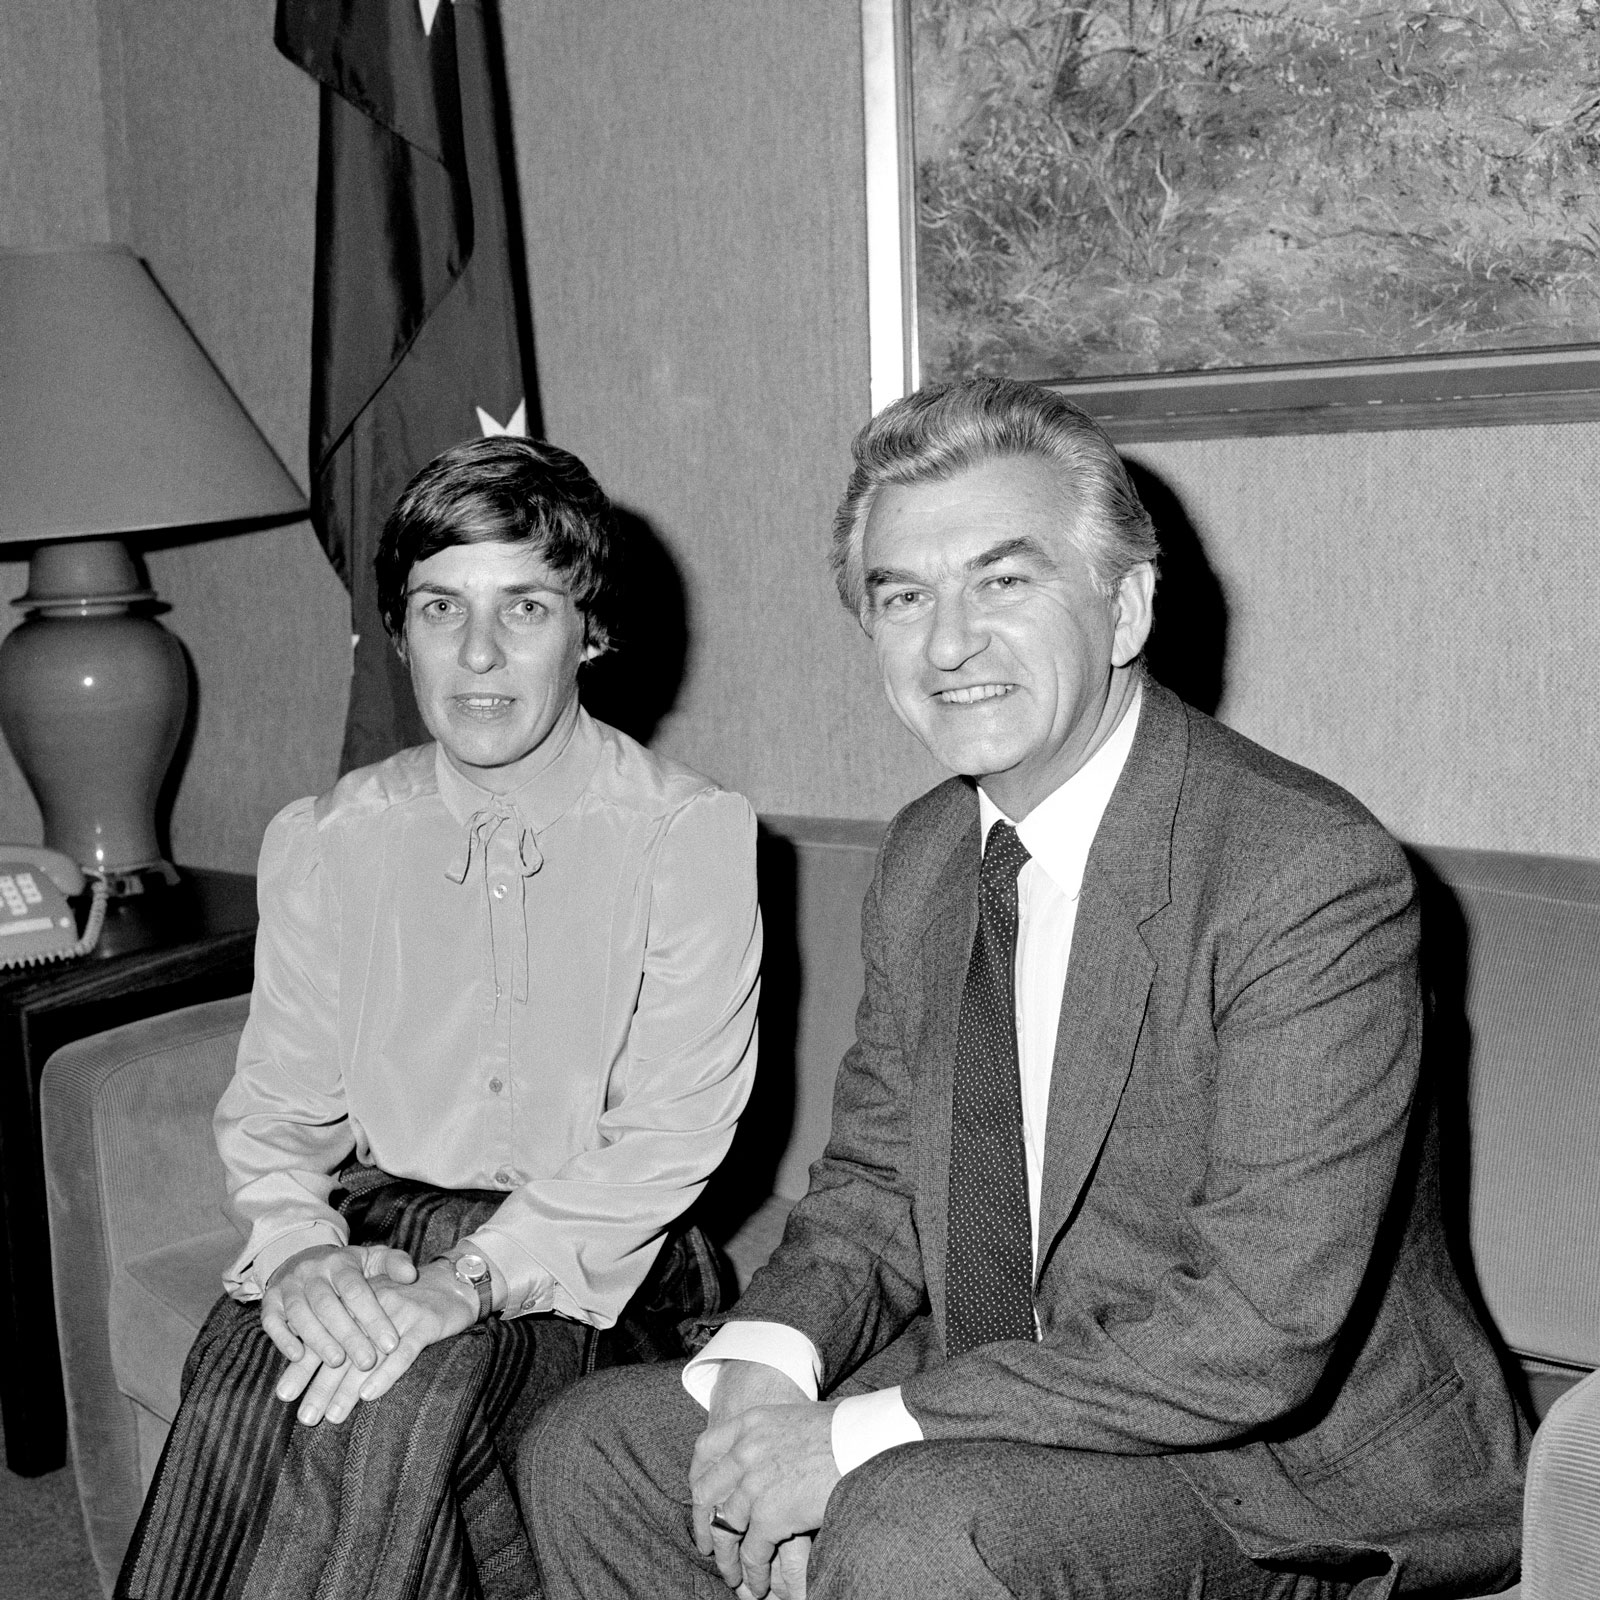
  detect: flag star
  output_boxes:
[476,399,528,437]
[419,0,454,37]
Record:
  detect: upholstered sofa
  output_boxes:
[40,816,1600,1596]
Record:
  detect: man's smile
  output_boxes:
[934,683,1018,705]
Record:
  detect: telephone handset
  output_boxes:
[0,846,108,970]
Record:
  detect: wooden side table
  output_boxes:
[0,868,257,1477]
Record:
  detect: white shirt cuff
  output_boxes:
[462,1228,554,1321]
[681,1322,822,1407]
[229,1220,348,1301]
[830,1385,924,1475]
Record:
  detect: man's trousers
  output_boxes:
[521,1362,1371,1600]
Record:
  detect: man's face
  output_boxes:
[860,455,1153,819]
[403,540,597,792]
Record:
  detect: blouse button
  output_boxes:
[489,1077,503,1093]
[494,1168,512,1186]
[492,883,508,900]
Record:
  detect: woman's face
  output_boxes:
[402,540,597,792]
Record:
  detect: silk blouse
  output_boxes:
[216,708,762,1327]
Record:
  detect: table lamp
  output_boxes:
[0,244,307,893]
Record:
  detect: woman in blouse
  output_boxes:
[117,435,761,1600]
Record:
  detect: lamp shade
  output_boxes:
[0,244,305,543]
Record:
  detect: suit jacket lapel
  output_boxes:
[1035,681,1189,1266]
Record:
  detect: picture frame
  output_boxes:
[861,0,1600,442]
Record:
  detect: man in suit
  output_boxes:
[524,379,1526,1599]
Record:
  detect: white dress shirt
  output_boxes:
[684,688,1143,1472]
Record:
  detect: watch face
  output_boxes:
[456,1253,489,1281]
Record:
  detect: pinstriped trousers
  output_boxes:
[117,1171,730,1600]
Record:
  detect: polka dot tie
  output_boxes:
[946,820,1037,1356]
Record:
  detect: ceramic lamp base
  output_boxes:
[0,538,188,885]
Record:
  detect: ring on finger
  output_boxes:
[709,1504,744,1536]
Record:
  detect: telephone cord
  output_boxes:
[73,876,109,957]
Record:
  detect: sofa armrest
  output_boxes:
[40,994,250,1593]
[1520,1365,1600,1599]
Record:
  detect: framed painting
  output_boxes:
[862,0,1600,440]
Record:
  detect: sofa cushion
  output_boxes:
[1414,847,1600,1374]
[111,1205,810,1418]
[110,1229,239,1422]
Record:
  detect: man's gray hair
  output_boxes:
[831,377,1160,614]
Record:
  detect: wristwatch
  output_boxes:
[435,1248,494,1321]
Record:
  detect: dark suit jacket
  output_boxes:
[729,681,1525,1598]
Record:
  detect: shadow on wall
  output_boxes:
[1125,460,1229,718]
[580,508,690,746]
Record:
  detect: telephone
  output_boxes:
[0,846,108,970]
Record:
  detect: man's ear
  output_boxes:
[1110,562,1156,668]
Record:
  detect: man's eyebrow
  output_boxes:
[967,535,1052,572]
[864,536,1053,594]
[863,564,921,593]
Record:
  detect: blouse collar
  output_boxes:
[434,702,604,835]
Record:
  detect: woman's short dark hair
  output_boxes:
[376,435,621,655]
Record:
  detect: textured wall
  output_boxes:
[0,0,110,251]
[103,0,348,872]
[1132,423,1600,857]
[502,0,947,819]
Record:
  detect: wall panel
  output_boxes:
[0,0,110,252]
[1132,422,1600,857]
